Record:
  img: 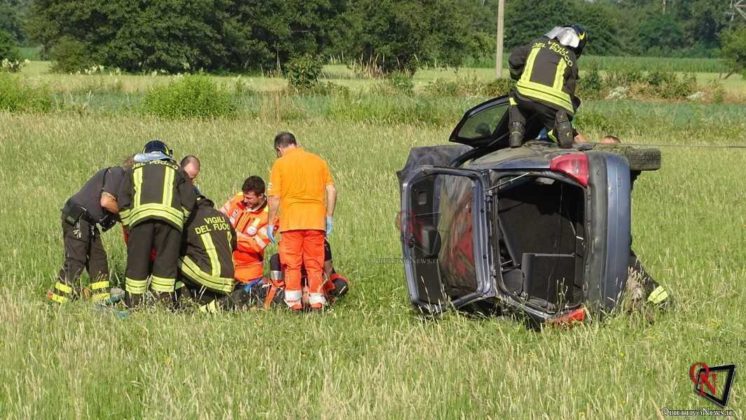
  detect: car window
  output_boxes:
[451,98,509,146]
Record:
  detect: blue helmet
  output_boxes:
[142,139,173,157]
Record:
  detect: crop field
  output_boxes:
[0,65,745,417]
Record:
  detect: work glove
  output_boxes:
[267,224,276,243]
[325,216,334,236]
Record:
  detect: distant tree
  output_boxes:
[504,0,574,49]
[637,12,684,54]
[339,0,484,74]
[721,25,746,78]
[0,0,29,44]
[0,28,19,61]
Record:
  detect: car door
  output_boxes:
[449,96,510,149]
[400,166,496,314]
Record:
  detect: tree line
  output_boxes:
[0,0,744,74]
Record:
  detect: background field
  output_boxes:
[0,65,745,417]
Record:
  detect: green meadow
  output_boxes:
[0,62,744,417]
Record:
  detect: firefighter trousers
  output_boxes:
[125,220,181,305]
[51,215,110,303]
[509,90,575,145]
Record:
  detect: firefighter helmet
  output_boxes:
[142,139,173,157]
[545,25,588,57]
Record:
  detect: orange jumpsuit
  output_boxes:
[220,193,270,284]
[268,147,334,308]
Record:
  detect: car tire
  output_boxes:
[595,145,661,172]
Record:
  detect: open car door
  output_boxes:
[400,166,495,314]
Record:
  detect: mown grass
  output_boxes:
[0,104,744,417]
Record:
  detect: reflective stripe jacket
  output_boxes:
[179,200,237,294]
[509,37,579,114]
[118,160,196,230]
[220,193,270,282]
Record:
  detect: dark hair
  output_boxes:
[180,155,200,168]
[242,176,266,195]
[274,132,297,150]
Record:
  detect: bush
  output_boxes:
[578,64,603,99]
[0,29,19,62]
[285,55,324,92]
[51,37,97,73]
[0,73,53,112]
[142,75,237,119]
[483,78,513,97]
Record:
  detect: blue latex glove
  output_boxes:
[242,278,263,293]
[325,216,334,236]
[267,224,276,243]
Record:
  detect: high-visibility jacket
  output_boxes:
[179,199,237,294]
[220,193,271,283]
[118,160,196,230]
[509,37,580,115]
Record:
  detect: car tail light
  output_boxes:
[550,153,589,186]
[547,306,588,327]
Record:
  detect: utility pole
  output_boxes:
[496,0,505,78]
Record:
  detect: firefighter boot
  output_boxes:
[555,111,574,149]
[125,291,144,309]
[509,121,525,148]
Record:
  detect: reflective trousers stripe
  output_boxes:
[308,293,327,306]
[55,281,73,294]
[125,278,148,294]
[199,300,220,314]
[151,275,175,293]
[90,280,109,291]
[647,286,669,304]
[91,292,111,302]
[49,293,69,304]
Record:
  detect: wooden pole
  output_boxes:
[496,0,505,78]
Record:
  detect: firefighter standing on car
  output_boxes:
[118,140,197,307]
[267,132,337,311]
[49,163,128,304]
[508,25,587,149]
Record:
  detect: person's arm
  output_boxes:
[177,169,197,219]
[268,196,280,227]
[508,42,532,80]
[325,184,337,217]
[100,192,119,214]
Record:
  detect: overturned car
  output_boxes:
[397,96,660,324]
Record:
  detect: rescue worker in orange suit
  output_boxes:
[267,132,337,311]
[49,163,127,304]
[508,25,587,149]
[219,176,270,289]
[118,140,197,308]
[260,241,349,309]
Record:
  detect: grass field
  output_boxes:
[0,69,745,417]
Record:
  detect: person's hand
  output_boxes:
[267,225,276,243]
[325,216,333,236]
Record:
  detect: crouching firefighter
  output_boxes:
[49,165,127,304]
[508,25,587,149]
[260,239,350,310]
[118,140,196,308]
[177,195,253,312]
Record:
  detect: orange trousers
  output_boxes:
[279,230,325,297]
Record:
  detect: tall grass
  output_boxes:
[0,110,743,417]
[465,55,730,74]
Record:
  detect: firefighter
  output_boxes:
[219,176,271,288]
[508,24,588,149]
[118,140,197,308]
[177,195,252,312]
[267,132,337,311]
[49,164,127,304]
